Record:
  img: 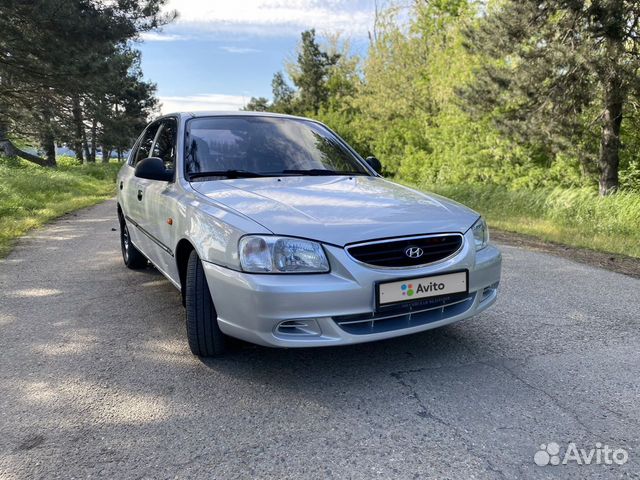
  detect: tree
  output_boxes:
[270,72,296,114]
[264,31,347,117]
[290,29,340,114]
[461,0,640,195]
[82,48,159,163]
[351,4,440,176]
[242,97,270,112]
[314,35,367,154]
[0,0,174,166]
[106,68,159,162]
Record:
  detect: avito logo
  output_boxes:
[401,281,445,296]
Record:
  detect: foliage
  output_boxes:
[460,0,640,195]
[266,72,294,114]
[256,1,640,197]
[0,0,174,166]
[242,97,270,112]
[412,182,640,258]
[620,160,640,191]
[249,2,640,255]
[289,29,341,114]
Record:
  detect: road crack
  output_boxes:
[390,370,509,480]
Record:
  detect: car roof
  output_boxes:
[162,111,312,122]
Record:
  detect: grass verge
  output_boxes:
[413,182,640,258]
[2,158,637,261]
[0,156,120,257]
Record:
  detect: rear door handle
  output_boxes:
[137,189,143,201]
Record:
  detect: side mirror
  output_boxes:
[365,156,382,175]
[134,157,173,182]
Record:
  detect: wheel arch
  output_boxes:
[117,202,124,222]
[175,238,196,306]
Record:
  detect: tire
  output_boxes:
[119,215,147,269]
[185,250,227,357]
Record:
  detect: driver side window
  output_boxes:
[132,123,160,166]
[152,118,178,170]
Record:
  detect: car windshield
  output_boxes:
[184,116,370,179]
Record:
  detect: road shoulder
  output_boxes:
[492,229,640,279]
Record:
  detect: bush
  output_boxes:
[411,182,640,258]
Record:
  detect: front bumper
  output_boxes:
[203,232,501,347]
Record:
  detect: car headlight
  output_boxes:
[471,217,489,251]
[239,235,330,273]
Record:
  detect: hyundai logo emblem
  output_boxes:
[405,246,424,259]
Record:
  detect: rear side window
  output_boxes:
[132,123,160,166]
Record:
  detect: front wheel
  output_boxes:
[185,250,227,357]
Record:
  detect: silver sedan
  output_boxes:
[117,112,501,356]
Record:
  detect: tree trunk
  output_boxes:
[102,145,111,163]
[71,95,84,163]
[0,122,50,167]
[82,137,90,164]
[41,130,57,167]
[598,75,623,196]
[39,111,57,167]
[89,117,97,162]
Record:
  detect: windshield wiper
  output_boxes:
[279,169,365,176]
[188,170,268,180]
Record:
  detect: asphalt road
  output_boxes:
[1,199,639,480]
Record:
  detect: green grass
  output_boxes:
[411,182,640,258]
[2,154,638,260]
[0,156,121,257]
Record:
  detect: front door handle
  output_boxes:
[137,189,143,201]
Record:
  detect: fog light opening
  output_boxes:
[275,319,321,336]
[481,282,500,302]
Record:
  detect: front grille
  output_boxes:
[346,234,463,268]
[333,293,475,335]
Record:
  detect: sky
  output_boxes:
[137,0,378,114]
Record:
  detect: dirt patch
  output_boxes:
[17,434,45,451]
[492,229,640,280]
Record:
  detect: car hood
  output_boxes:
[190,176,479,246]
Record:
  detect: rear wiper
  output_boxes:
[280,169,364,176]
[188,170,268,180]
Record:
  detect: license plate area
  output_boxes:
[376,270,469,311]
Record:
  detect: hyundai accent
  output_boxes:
[117,112,501,356]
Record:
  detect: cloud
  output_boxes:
[164,0,375,37]
[159,94,247,114]
[219,46,261,54]
[139,32,186,42]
